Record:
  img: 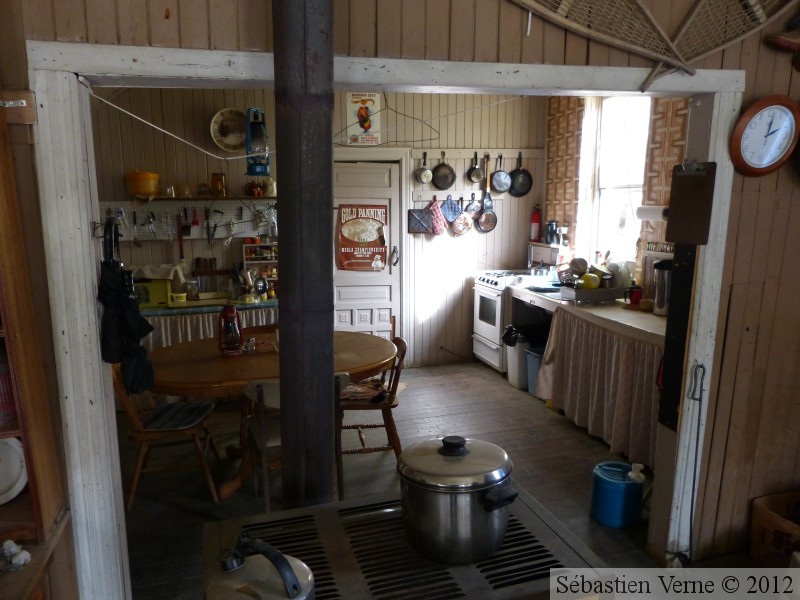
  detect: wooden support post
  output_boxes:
[273,0,335,507]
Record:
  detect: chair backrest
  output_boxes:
[111,363,155,434]
[384,337,407,398]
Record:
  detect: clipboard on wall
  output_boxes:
[665,161,716,245]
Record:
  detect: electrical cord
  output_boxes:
[686,362,706,565]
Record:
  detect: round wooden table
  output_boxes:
[149,330,397,397]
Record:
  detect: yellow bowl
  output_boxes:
[170,293,187,303]
[125,171,160,197]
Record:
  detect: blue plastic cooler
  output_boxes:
[590,461,643,528]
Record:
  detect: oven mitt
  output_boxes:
[429,198,447,235]
[440,194,461,223]
[408,207,433,234]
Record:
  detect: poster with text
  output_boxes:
[337,204,388,271]
[346,92,382,146]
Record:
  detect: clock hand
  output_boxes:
[766,117,774,138]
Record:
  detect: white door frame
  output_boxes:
[26,40,743,597]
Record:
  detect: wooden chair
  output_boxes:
[335,336,407,500]
[240,380,282,511]
[111,364,222,510]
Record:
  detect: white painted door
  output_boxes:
[333,162,401,339]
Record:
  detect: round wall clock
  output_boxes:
[730,95,800,176]
[210,108,247,152]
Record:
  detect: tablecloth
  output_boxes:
[535,306,662,466]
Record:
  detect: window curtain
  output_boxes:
[574,97,601,262]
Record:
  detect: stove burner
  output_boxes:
[475,270,531,290]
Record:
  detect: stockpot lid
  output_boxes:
[397,435,512,490]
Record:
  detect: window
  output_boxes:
[574,96,651,263]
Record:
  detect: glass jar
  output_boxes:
[185,280,199,301]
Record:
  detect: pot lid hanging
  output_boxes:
[397,435,512,490]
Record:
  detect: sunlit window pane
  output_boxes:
[598,97,650,189]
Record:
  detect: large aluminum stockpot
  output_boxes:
[397,435,518,564]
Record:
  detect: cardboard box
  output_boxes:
[750,491,800,567]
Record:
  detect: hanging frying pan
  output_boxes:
[466,151,485,183]
[476,154,497,232]
[491,155,511,193]
[450,196,473,235]
[465,192,481,219]
[431,151,456,191]
[415,152,433,184]
[508,151,533,197]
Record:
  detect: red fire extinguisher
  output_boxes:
[530,205,542,242]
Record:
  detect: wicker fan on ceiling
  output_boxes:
[511,0,800,89]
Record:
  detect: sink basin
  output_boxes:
[527,286,560,294]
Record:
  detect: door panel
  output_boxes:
[333,162,401,339]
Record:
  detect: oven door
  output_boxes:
[473,285,504,344]
[472,333,506,372]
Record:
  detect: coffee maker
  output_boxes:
[545,220,559,246]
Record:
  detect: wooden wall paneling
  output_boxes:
[238,0,268,51]
[148,0,180,47]
[705,282,756,554]
[333,0,349,54]
[564,31,587,66]
[377,0,401,57]
[451,94,463,149]
[498,1,523,64]
[209,0,239,50]
[425,93,436,149]
[93,100,112,204]
[483,96,494,149]
[400,0,424,59]
[520,11,544,64]
[449,0,476,62]
[85,0,116,44]
[588,40,610,67]
[349,0,375,57]
[178,0,210,49]
[20,0,56,41]
[53,0,87,42]
[474,0,500,63]
[424,0,449,60]
[0,0,26,88]
[117,0,149,45]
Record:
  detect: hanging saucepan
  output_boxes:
[432,151,456,191]
[415,151,433,185]
[491,155,512,193]
[508,151,533,197]
[476,155,497,232]
[466,151,485,184]
[465,192,481,219]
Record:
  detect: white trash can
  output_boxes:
[506,340,532,389]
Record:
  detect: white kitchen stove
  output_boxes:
[474,270,532,290]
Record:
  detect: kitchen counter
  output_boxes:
[141,298,278,317]
[507,285,665,347]
[510,281,665,466]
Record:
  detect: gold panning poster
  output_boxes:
[337,204,388,271]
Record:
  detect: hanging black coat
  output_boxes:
[98,218,154,393]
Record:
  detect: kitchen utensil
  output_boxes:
[192,207,200,227]
[205,207,212,245]
[208,532,314,600]
[450,196,472,235]
[431,151,456,190]
[569,257,588,275]
[467,151,485,183]
[465,192,481,219]
[545,220,559,245]
[0,438,27,505]
[440,194,461,223]
[132,211,141,247]
[491,155,511,193]
[415,151,433,184]
[508,151,533,197]
[253,276,267,297]
[176,213,185,262]
[476,155,497,232]
[397,435,518,564]
[181,207,191,236]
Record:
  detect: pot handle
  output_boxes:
[483,484,519,512]
[227,533,303,599]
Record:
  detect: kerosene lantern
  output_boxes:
[217,304,243,357]
[245,107,270,177]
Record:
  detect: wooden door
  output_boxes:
[333,162,401,339]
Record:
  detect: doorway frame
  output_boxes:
[26,40,743,597]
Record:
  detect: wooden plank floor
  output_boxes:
[121,361,656,599]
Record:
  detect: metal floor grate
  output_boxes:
[211,489,604,600]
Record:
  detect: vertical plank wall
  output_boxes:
[4,0,800,559]
[92,88,546,367]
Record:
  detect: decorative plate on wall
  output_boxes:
[0,438,27,505]
[210,108,247,152]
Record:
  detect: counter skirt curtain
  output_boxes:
[142,307,279,351]
[535,306,662,466]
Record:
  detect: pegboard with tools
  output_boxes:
[100,197,277,244]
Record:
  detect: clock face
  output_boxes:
[730,96,800,176]
[740,105,796,168]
